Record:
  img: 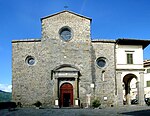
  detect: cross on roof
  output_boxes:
[64,6,68,10]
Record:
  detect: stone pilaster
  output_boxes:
[137,72,145,105]
[116,72,123,106]
[74,75,79,107]
[54,72,59,107]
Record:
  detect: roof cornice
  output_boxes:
[92,39,116,43]
[12,39,41,43]
[41,10,92,21]
[116,38,150,49]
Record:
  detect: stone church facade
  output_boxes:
[12,10,150,107]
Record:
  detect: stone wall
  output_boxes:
[41,11,91,42]
[92,41,116,107]
[41,11,93,106]
[12,40,57,106]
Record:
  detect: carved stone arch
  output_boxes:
[53,64,80,71]
[123,73,138,85]
[51,64,81,80]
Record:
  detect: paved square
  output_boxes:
[0,106,150,116]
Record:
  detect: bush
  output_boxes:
[146,99,150,106]
[33,101,42,107]
[92,99,101,108]
[0,102,17,110]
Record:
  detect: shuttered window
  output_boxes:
[127,53,133,64]
[147,69,150,73]
[147,81,150,87]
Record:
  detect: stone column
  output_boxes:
[137,72,145,105]
[86,94,91,108]
[116,72,123,106]
[74,75,79,106]
[54,78,58,98]
[74,77,78,99]
[54,72,59,108]
[126,87,131,105]
[125,84,131,105]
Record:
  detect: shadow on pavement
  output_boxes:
[121,109,150,116]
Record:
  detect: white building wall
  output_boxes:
[116,45,143,69]
[116,44,145,102]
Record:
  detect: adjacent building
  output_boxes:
[144,60,150,98]
[129,60,150,103]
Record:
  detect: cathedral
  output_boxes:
[12,10,150,107]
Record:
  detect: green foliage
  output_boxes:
[92,99,101,108]
[147,99,150,106]
[33,101,42,107]
[0,91,12,102]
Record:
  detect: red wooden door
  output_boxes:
[60,83,73,107]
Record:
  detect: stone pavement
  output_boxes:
[0,106,150,116]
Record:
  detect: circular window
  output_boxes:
[26,56,35,66]
[59,27,72,41]
[96,57,107,68]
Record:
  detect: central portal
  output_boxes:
[60,83,73,107]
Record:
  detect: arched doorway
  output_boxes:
[123,74,138,105]
[60,83,73,107]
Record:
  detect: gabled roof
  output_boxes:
[41,10,92,21]
[116,38,150,49]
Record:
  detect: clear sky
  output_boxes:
[0,0,150,92]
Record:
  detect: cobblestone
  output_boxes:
[0,106,150,116]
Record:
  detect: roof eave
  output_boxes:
[92,39,116,43]
[116,38,150,49]
[12,39,41,43]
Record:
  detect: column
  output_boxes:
[74,75,79,106]
[126,85,131,105]
[116,72,123,106]
[137,72,145,105]
[54,72,59,108]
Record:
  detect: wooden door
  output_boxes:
[60,83,73,107]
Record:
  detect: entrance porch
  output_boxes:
[51,64,81,108]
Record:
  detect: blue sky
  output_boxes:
[0,0,150,92]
